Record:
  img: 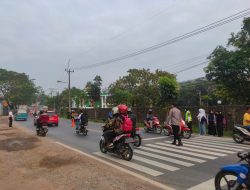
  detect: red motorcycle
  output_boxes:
[144,116,162,134]
[162,120,191,139]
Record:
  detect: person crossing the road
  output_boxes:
[167,103,183,146]
[8,110,14,127]
[185,108,192,133]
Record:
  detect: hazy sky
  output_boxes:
[0,0,249,94]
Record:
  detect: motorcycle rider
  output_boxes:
[145,108,154,128]
[77,109,88,130]
[103,106,122,148]
[167,103,183,146]
[243,106,250,130]
[128,108,136,138]
[37,110,49,130]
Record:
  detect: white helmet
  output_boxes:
[112,106,119,115]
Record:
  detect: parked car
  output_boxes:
[47,111,59,126]
[15,109,28,121]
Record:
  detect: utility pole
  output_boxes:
[65,60,74,118]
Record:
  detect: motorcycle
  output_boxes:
[36,123,48,137]
[162,120,191,139]
[99,127,134,161]
[144,116,162,134]
[75,120,88,136]
[233,124,250,143]
[132,127,142,147]
[214,151,250,190]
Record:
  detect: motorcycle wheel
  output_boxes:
[232,133,244,144]
[163,128,170,136]
[214,171,239,190]
[99,139,107,153]
[122,144,133,161]
[82,129,88,136]
[156,127,162,134]
[183,131,191,139]
[134,134,141,147]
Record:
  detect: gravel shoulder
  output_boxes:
[0,116,162,190]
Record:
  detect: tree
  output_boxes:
[71,87,87,108]
[205,17,250,104]
[108,69,177,107]
[0,68,37,105]
[85,76,102,103]
[158,76,178,106]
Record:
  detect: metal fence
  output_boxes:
[85,105,249,130]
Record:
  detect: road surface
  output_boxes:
[18,117,250,190]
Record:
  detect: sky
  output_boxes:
[0,0,249,94]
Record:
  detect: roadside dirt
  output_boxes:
[0,117,162,190]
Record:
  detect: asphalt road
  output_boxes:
[18,116,250,190]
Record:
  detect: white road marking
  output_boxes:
[181,140,244,151]
[143,136,168,141]
[193,136,233,141]
[55,142,174,190]
[188,139,250,149]
[139,146,205,163]
[93,152,163,176]
[133,155,179,171]
[162,142,231,155]
[134,149,194,167]
[146,144,217,160]
[87,128,102,133]
[187,178,214,190]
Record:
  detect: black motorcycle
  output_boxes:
[75,124,88,136]
[232,124,250,143]
[36,124,48,137]
[132,127,142,147]
[99,128,134,161]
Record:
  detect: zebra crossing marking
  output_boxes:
[93,152,164,176]
[188,138,250,149]
[146,144,217,159]
[133,155,179,171]
[139,146,206,163]
[134,149,194,167]
[181,140,245,151]
[156,142,227,157]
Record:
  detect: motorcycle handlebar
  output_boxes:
[237,152,250,160]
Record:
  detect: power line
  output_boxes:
[73,9,250,70]
[174,61,209,74]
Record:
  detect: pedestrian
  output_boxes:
[185,108,192,133]
[207,110,216,136]
[128,108,137,138]
[197,108,207,135]
[243,106,250,129]
[167,103,183,146]
[216,111,224,137]
[8,110,14,127]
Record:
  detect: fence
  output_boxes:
[85,105,249,130]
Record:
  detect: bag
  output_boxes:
[201,116,207,124]
[121,115,133,132]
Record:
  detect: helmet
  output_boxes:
[148,108,153,114]
[112,107,119,115]
[118,104,128,114]
[128,108,132,113]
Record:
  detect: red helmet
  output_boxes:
[118,104,128,114]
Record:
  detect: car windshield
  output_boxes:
[17,109,26,114]
[47,112,56,116]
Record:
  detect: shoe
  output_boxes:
[176,143,183,146]
[171,141,176,145]
[107,143,114,148]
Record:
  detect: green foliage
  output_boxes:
[158,76,178,106]
[85,75,102,102]
[108,69,178,107]
[71,87,87,108]
[205,17,250,104]
[0,68,37,105]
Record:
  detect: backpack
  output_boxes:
[121,115,133,132]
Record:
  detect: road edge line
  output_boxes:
[55,141,175,190]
